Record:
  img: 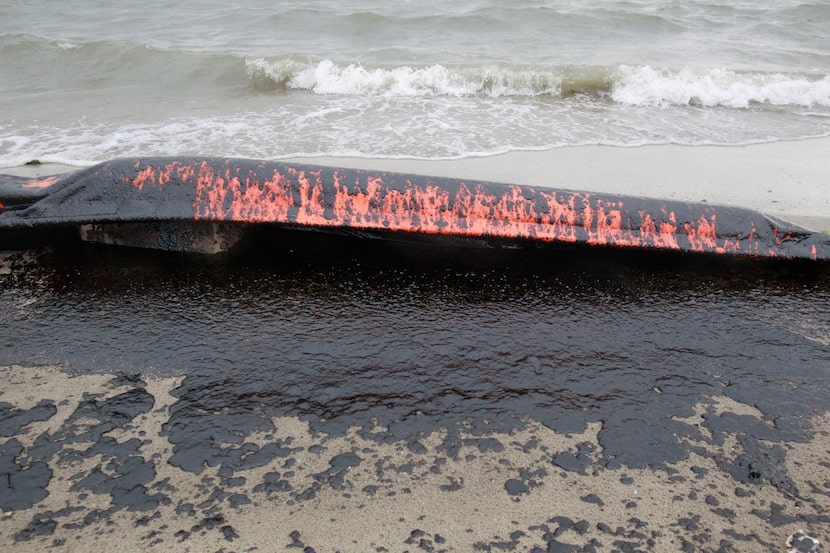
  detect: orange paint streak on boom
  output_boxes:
[22,176,59,189]
[187,164,711,252]
[131,160,197,190]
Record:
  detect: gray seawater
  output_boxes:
[1,0,829,165]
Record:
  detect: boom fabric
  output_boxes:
[1,157,827,260]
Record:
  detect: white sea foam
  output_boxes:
[246,58,830,110]
[612,66,830,108]
[246,58,564,97]
[3,95,829,168]
[2,55,829,167]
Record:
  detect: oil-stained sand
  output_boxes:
[2,366,829,552]
[1,242,829,552]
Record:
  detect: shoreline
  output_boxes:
[3,138,829,231]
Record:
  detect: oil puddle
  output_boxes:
[1,235,829,550]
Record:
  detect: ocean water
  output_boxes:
[1,0,829,166]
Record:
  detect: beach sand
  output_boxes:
[2,141,829,551]
[6,138,829,231]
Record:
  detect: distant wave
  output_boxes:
[247,58,830,108]
[0,34,250,93]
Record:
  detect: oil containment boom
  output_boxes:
[1,157,827,260]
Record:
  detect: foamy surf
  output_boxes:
[246,58,830,108]
[2,2,829,165]
[612,65,830,108]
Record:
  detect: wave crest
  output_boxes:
[246,58,593,97]
[245,58,830,109]
[612,65,830,108]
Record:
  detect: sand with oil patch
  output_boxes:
[1,364,828,552]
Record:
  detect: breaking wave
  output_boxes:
[246,58,830,108]
[3,34,827,109]
[1,34,829,166]
[612,66,830,108]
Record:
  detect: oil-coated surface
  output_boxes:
[1,240,829,550]
[2,241,828,457]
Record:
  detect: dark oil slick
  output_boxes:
[1,235,829,550]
